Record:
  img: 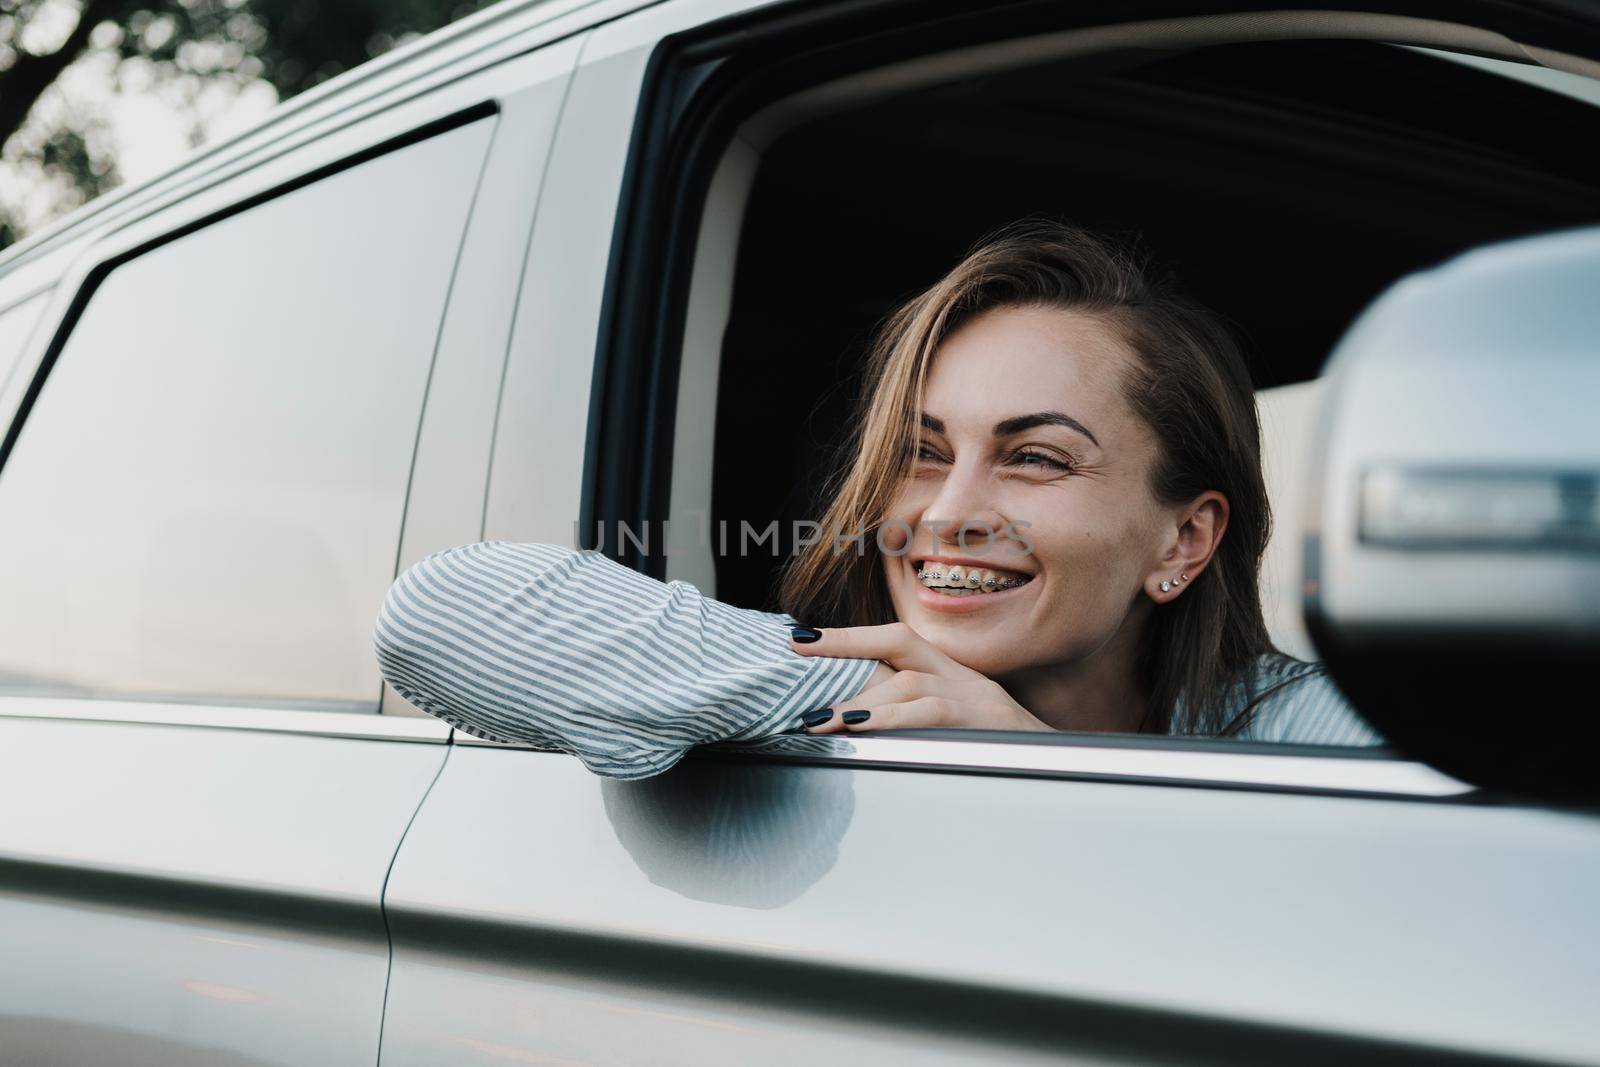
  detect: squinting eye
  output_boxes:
[1009,448,1073,472]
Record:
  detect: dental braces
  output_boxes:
[918,567,1029,590]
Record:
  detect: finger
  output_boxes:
[837,697,956,732]
[789,621,955,676]
[835,670,929,711]
[790,668,908,735]
[798,706,848,734]
[798,669,922,735]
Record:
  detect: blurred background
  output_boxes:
[0,0,496,251]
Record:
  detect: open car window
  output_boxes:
[639,26,1600,756]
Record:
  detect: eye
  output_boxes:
[1008,447,1074,473]
[909,443,948,464]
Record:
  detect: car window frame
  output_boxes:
[0,104,502,742]
[0,104,498,715]
[0,289,53,402]
[579,0,1600,799]
[0,100,497,490]
[0,0,619,741]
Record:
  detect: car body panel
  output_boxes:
[382,33,585,715]
[380,746,1600,1065]
[0,712,448,1065]
[0,24,591,1066]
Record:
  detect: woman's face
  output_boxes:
[879,304,1175,679]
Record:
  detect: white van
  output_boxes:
[1,0,1597,1063]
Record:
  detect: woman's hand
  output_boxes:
[788,622,1054,734]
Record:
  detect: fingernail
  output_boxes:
[801,708,834,727]
[790,625,822,644]
[842,709,871,724]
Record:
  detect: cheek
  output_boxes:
[1029,499,1157,595]
[880,552,902,593]
[876,478,915,523]
[882,481,930,522]
[1038,532,1126,585]
[885,566,909,621]
[879,483,946,555]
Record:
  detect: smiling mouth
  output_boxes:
[913,560,1034,597]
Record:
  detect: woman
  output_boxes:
[374,218,1378,780]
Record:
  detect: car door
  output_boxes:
[0,36,581,1060]
[375,1,1600,1065]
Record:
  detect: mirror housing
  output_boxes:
[1304,227,1600,803]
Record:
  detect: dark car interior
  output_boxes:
[710,38,1600,611]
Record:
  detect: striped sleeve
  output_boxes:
[372,540,879,779]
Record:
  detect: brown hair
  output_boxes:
[777,216,1292,735]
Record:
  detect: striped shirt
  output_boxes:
[373,541,1381,779]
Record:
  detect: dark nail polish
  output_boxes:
[801,708,834,727]
[842,709,871,725]
[790,625,822,643]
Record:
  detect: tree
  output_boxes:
[0,0,489,250]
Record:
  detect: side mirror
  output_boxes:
[1305,227,1600,804]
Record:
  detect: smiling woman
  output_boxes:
[783,219,1375,743]
[373,218,1378,780]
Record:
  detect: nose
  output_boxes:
[921,459,1007,555]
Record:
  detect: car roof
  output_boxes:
[0,0,622,294]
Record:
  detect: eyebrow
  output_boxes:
[921,411,1100,448]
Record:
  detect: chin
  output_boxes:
[921,631,1023,677]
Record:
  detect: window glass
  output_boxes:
[0,117,494,711]
[0,291,49,398]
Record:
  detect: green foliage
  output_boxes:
[0,0,495,251]
[98,0,500,100]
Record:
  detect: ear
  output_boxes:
[1143,490,1229,604]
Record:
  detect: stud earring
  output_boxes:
[1178,572,1189,583]
[1159,580,1172,593]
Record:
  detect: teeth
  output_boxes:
[916,562,1030,593]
